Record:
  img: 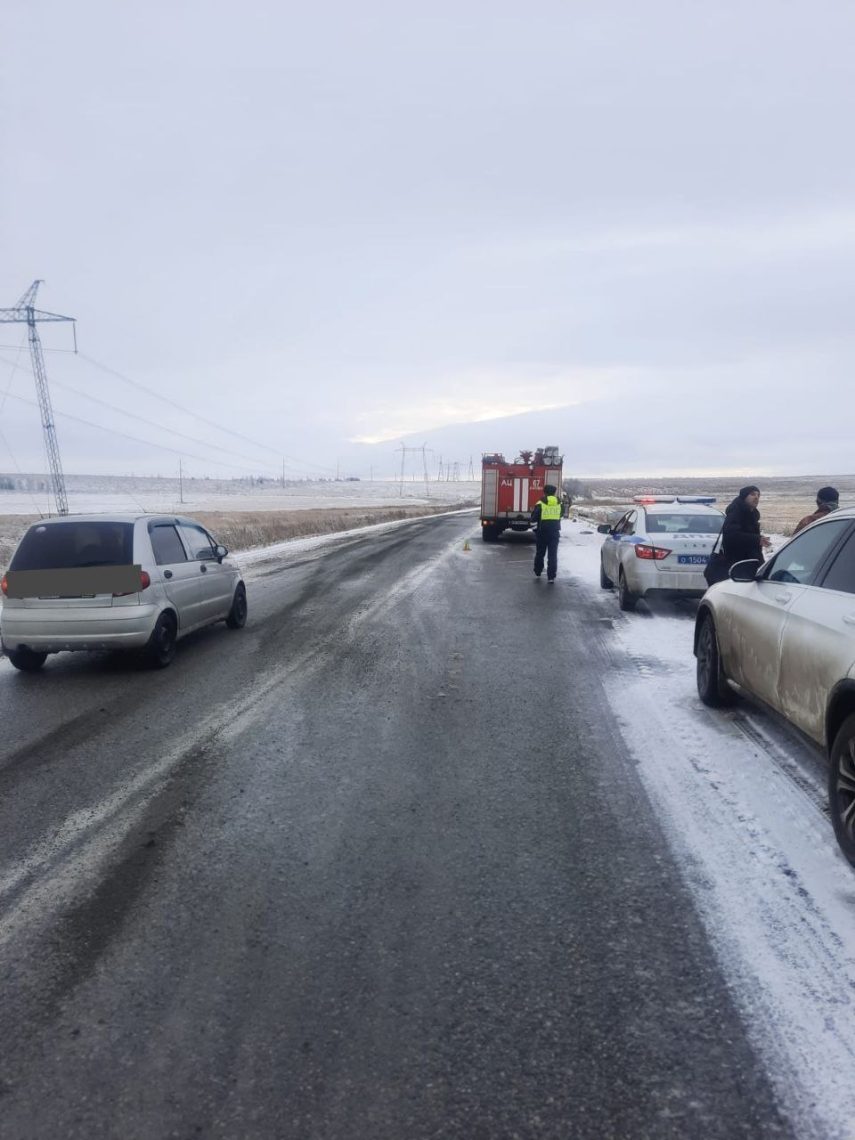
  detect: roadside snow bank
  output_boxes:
[234,507,477,571]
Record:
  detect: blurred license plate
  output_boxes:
[678,555,709,565]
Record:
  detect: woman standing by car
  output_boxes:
[721,485,770,566]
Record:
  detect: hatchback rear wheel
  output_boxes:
[145,613,177,669]
[829,713,855,868]
[8,647,48,673]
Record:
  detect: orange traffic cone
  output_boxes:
[463,539,471,551]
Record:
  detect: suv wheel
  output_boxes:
[226,583,248,629]
[618,569,638,612]
[145,613,177,669]
[600,557,613,589]
[8,647,48,673]
[829,713,855,868]
[696,612,735,707]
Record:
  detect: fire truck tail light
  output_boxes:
[634,544,671,560]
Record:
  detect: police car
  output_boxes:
[597,497,724,611]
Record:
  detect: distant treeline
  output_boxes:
[563,478,593,500]
[0,476,49,492]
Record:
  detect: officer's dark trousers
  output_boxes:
[534,526,560,580]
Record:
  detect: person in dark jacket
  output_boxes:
[721,485,767,565]
[531,484,562,582]
[793,486,839,534]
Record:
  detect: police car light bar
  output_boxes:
[632,495,717,505]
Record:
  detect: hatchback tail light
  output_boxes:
[114,569,151,597]
[634,543,671,561]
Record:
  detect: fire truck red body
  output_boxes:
[480,446,564,541]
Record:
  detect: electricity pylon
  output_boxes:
[0,281,76,515]
[396,443,432,498]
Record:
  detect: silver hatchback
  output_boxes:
[1,514,247,671]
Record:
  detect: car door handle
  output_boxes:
[774,592,791,603]
[843,614,855,626]
[200,564,207,573]
[163,570,173,579]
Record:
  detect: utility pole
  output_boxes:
[395,443,432,499]
[0,280,76,515]
[179,458,185,504]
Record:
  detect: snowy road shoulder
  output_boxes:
[232,507,478,575]
[561,520,855,1140]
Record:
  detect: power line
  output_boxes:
[76,351,339,477]
[0,333,28,415]
[0,388,283,477]
[0,425,48,517]
[46,374,286,477]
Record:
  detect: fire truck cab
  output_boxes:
[480,446,564,542]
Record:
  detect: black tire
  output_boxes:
[145,613,177,669]
[696,612,735,707]
[226,583,248,629]
[600,557,613,589]
[481,525,500,543]
[828,713,855,868]
[618,569,638,612]
[7,647,47,673]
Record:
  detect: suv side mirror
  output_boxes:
[729,558,761,582]
[215,544,228,562]
[596,524,611,534]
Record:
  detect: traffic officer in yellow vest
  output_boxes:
[531,483,562,583]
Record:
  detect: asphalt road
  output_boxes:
[0,513,791,1139]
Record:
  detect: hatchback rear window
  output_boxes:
[644,513,722,534]
[10,522,134,571]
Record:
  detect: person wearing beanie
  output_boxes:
[793,486,840,535]
[721,485,767,566]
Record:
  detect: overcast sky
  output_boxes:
[2,0,854,479]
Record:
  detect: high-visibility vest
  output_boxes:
[538,495,562,521]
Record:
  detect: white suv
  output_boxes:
[598,497,724,610]
[694,508,855,867]
[1,514,247,671]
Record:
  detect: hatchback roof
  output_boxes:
[23,514,143,525]
[22,513,203,526]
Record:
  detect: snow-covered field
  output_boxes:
[562,519,855,1140]
[0,477,480,517]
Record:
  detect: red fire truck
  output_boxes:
[480,446,564,541]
